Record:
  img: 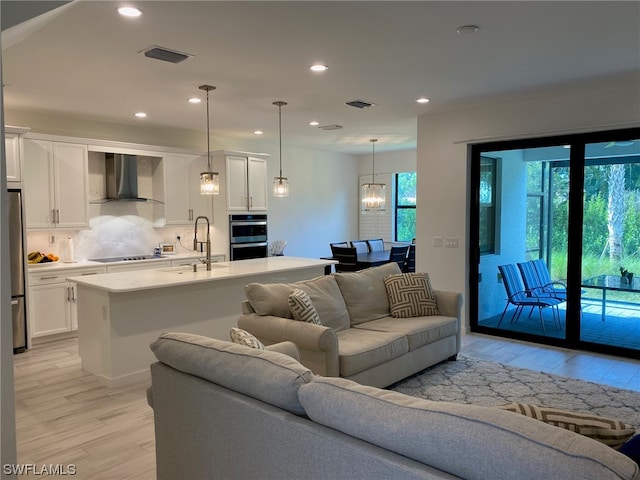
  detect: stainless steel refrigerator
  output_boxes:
[8,189,27,353]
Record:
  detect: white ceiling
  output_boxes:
[2,1,639,154]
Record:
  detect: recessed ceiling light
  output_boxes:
[188,97,201,104]
[254,130,263,135]
[310,64,328,72]
[456,25,479,34]
[309,121,320,126]
[134,112,147,118]
[118,7,142,17]
[416,97,430,104]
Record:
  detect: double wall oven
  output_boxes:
[229,214,268,261]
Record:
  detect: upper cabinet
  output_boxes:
[163,153,213,224]
[224,154,268,212]
[23,139,89,229]
[5,132,22,183]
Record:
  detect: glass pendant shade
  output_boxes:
[361,183,386,213]
[199,84,219,195]
[361,138,386,214]
[273,176,289,197]
[200,171,220,195]
[273,100,289,197]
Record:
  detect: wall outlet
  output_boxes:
[49,235,56,245]
[444,237,458,248]
[497,272,503,282]
[432,236,444,247]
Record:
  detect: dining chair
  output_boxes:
[331,246,360,272]
[350,240,369,254]
[330,242,349,249]
[402,244,415,273]
[366,238,385,252]
[497,264,561,335]
[268,240,287,256]
[389,245,409,269]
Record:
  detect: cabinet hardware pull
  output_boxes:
[81,272,97,276]
[52,209,56,224]
[66,286,71,302]
[40,276,58,280]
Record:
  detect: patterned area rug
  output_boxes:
[389,355,640,429]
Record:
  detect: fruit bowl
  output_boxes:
[27,252,60,265]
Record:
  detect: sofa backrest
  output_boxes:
[150,332,313,415]
[298,376,639,480]
[244,274,350,331]
[334,262,402,325]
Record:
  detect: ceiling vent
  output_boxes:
[140,45,193,64]
[318,124,343,131]
[345,99,376,109]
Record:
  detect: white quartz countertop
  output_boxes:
[27,253,216,272]
[67,256,337,293]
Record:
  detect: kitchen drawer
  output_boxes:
[29,266,106,285]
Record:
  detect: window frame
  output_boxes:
[394,172,416,242]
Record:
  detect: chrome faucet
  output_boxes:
[193,216,212,271]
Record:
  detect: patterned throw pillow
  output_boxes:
[288,288,322,325]
[383,273,439,317]
[496,403,636,449]
[229,327,265,349]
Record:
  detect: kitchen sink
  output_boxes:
[160,264,226,273]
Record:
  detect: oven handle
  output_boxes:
[230,221,268,226]
[231,242,268,248]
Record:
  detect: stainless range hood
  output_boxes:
[91,153,162,203]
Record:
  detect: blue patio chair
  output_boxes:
[497,264,562,335]
[531,259,569,300]
[517,260,566,302]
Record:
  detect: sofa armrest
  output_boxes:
[435,290,463,354]
[265,341,301,362]
[238,313,339,376]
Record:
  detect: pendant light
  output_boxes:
[199,84,219,195]
[361,139,386,213]
[272,100,289,197]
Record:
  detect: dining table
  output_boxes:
[321,250,392,274]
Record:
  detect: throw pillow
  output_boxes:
[288,288,322,325]
[229,327,265,350]
[496,403,636,449]
[383,272,439,318]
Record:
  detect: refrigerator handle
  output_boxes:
[11,299,18,306]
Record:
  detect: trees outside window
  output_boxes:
[395,172,416,242]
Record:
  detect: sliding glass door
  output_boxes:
[470,128,640,359]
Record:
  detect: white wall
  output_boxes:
[416,71,640,329]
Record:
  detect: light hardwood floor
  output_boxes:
[12,333,640,480]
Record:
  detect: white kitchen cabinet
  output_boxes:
[23,139,90,229]
[28,265,105,338]
[225,155,268,212]
[5,132,22,183]
[163,153,213,224]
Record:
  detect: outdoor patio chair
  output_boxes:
[531,259,569,300]
[497,264,562,335]
[517,260,567,302]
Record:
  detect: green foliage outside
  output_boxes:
[396,172,416,242]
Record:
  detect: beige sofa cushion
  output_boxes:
[336,328,408,376]
[354,315,459,351]
[334,263,401,325]
[298,377,640,480]
[245,275,350,331]
[150,332,313,415]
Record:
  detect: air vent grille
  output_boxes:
[318,124,343,131]
[345,99,376,109]
[140,45,193,64]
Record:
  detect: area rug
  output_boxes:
[389,355,640,429]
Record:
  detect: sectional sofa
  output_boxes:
[147,332,639,480]
[237,262,463,387]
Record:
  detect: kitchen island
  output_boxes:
[68,256,336,386]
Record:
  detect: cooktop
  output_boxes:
[89,255,164,263]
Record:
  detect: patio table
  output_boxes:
[581,274,640,322]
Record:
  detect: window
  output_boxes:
[479,156,497,254]
[395,172,416,242]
